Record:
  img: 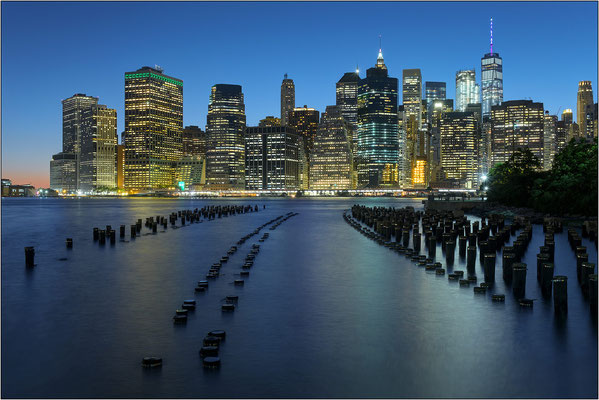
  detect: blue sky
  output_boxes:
[2,1,597,187]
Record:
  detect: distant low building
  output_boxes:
[174,156,206,190]
[2,183,36,197]
[50,152,78,193]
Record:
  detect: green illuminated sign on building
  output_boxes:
[125,72,183,87]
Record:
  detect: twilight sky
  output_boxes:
[1,1,597,188]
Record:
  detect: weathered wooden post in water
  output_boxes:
[483,253,496,283]
[25,247,35,267]
[553,275,568,314]
[512,263,527,298]
[467,246,476,274]
[589,274,598,314]
[541,263,554,297]
[502,247,515,283]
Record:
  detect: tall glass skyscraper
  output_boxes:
[206,84,246,190]
[124,66,183,190]
[455,70,480,112]
[403,69,423,128]
[425,82,446,103]
[481,53,503,118]
[357,49,399,187]
[280,74,295,126]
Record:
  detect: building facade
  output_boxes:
[288,106,320,153]
[455,70,480,112]
[309,106,355,190]
[543,112,558,170]
[481,53,503,118]
[124,66,183,190]
[259,116,282,127]
[205,84,246,190]
[439,112,478,189]
[336,71,360,130]
[79,104,117,191]
[357,49,399,187]
[577,81,594,137]
[245,126,300,190]
[281,74,295,126]
[50,152,78,192]
[403,69,423,128]
[182,125,207,158]
[490,100,544,167]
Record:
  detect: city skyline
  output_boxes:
[1,1,597,187]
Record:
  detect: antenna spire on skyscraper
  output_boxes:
[284,73,288,80]
[490,18,493,53]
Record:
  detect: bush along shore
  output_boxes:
[483,138,598,227]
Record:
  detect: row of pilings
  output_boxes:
[164,210,298,369]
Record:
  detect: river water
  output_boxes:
[1,197,597,398]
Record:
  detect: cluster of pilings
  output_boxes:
[345,205,598,314]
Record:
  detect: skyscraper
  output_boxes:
[481,18,503,118]
[555,111,572,153]
[455,70,480,112]
[288,106,320,153]
[403,69,423,128]
[61,93,99,189]
[79,104,117,191]
[281,74,295,126]
[490,100,544,167]
[357,47,399,187]
[402,69,423,187]
[245,125,300,190]
[543,111,558,170]
[62,94,99,156]
[336,71,360,127]
[425,82,446,103]
[577,81,594,137]
[206,84,246,190]
[428,99,454,185]
[310,106,355,190]
[439,112,478,189]
[124,66,183,190]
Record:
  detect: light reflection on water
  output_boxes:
[1,197,597,398]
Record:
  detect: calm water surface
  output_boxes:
[1,197,597,398]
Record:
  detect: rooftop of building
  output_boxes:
[338,72,360,83]
[125,66,183,83]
